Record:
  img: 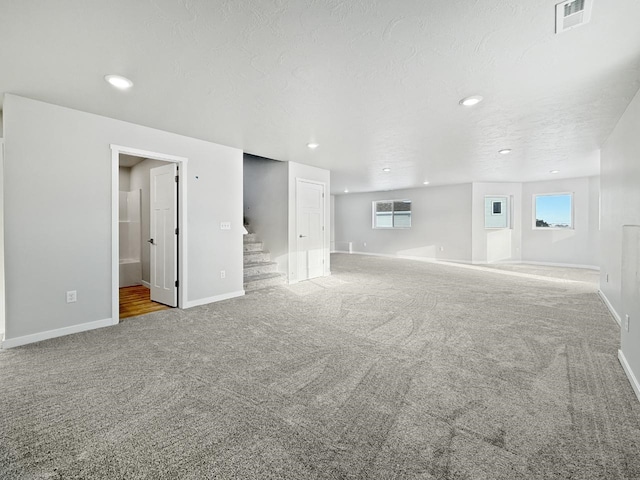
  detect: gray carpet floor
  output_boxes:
[1,253,639,479]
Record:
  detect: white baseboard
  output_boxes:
[519,260,600,270]
[184,290,245,309]
[1,317,114,349]
[141,280,151,289]
[598,290,621,327]
[618,350,640,403]
[334,250,472,265]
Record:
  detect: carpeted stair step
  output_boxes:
[244,261,279,277]
[243,233,258,244]
[244,272,286,292]
[243,241,264,252]
[244,250,271,264]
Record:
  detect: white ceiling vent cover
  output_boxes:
[556,0,593,33]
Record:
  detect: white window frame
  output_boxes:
[532,192,574,230]
[484,195,511,229]
[372,199,412,229]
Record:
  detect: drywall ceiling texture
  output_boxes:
[1,1,640,194]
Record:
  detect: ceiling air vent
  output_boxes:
[555,0,593,34]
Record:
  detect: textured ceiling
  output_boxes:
[1,0,639,194]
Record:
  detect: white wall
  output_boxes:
[334,184,473,263]
[601,87,640,400]
[0,137,4,339]
[471,182,522,264]
[3,94,243,343]
[288,161,331,282]
[330,195,336,252]
[129,158,170,284]
[521,176,600,268]
[243,155,289,275]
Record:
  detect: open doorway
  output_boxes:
[111,145,188,324]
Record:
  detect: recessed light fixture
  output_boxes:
[423,181,430,185]
[104,74,133,90]
[307,142,319,149]
[550,170,560,174]
[459,95,483,107]
[382,168,391,172]
[344,189,349,193]
[498,149,512,155]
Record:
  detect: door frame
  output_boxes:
[110,144,188,325]
[0,139,4,341]
[295,178,326,282]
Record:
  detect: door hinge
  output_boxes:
[175,227,179,235]
[175,175,179,183]
[175,280,179,288]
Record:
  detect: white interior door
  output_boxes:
[150,163,178,306]
[297,179,325,281]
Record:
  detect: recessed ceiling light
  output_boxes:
[459,95,483,107]
[344,189,349,193]
[498,149,512,155]
[104,74,133,90]
[550,170,560,174]
[307,143,319,149]
[423,181,430,185]
[382,168,391,172]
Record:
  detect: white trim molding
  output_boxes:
[110,144,189,325]
[1,317,113,349]
[598,290,622,326]
[183,290,245,309]
[618,350,640,403]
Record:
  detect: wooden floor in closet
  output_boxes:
[119,285,171,320]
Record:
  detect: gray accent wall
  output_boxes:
[334,184,474,263]
[335,178,599,268]
[243,155,289,276]
[3,94,243,341]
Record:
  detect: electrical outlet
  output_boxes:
[625,314,630,332]
[220,222,231,230]
[220,270,226,279]
[66,290,77,303]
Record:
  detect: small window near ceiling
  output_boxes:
[534,193,573,229]
[373,200,411,228]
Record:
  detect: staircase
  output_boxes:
[243,232,286,292]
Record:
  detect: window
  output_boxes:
[533,193,573,229]
[373,200,411,228]
[485,196,509,229]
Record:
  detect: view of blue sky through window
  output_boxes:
[535,194,572,228]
